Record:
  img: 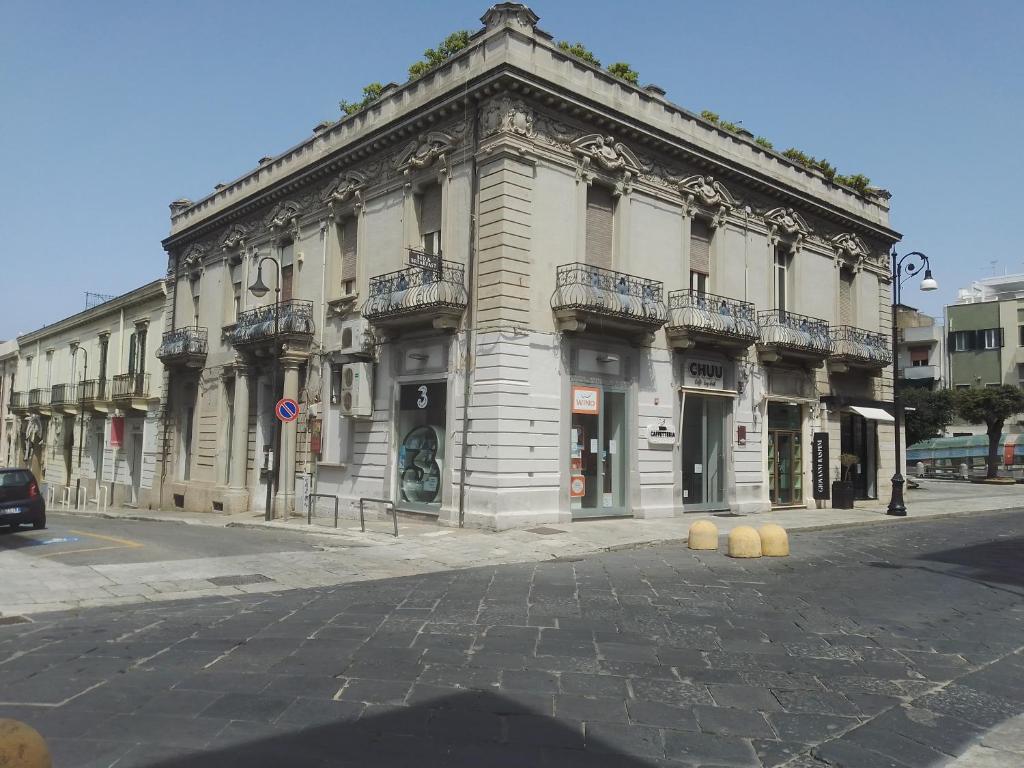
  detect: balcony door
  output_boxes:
[570,385,628,519]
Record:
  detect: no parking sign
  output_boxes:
[275,398,299,423]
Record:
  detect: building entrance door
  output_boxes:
[682,394,727,510]
[768,402,803,507]
[840,411,878,499]
[570,386,628,519]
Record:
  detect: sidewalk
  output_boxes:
[4,479,1020,617]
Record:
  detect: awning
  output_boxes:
[849,405,894,422]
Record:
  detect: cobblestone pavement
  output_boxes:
[0,511,1021,767]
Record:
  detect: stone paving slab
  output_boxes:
[0,512,1021,766]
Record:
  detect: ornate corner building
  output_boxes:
[157,3,901,526]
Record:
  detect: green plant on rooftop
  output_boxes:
[557,41,601,67]
[700,110,720,125]
[755,136,774,149]
[835,173,872,193]
[606,61,639,85]
[408,30,472,79]
[339,82,385,116]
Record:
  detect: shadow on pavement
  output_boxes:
[915,535,1024,590]
[142,690,661,768]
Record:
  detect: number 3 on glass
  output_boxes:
[416,385,428,409]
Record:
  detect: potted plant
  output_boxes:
[831,453,858,509]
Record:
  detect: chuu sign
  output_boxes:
[682,357,725,390]
[812,431,829,500]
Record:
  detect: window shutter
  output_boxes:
[280,241,294,268]
[998,328,1005,347]
[839,268,854,325]
[689,218,710,276]
[418,185,442,240]
[127,333,137,376]
[137,329,146,375]
[341,217,358,283]
[585,184,614,269]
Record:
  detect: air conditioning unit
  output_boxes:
[339,362,372,418]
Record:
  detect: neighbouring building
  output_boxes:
[7,282,166,507]
[159,3,901,527]
[946,274,1024,390]
[895,304,944,390]
[0,340,17,466]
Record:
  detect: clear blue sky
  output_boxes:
[2,0,1021,339]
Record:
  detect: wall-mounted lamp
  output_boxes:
[597,354,619,364]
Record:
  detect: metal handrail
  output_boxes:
[550,262,667,324]
[359,497,399,537]
[28,388,50,407]
[112,372,149,399]
[157,325,209,358]
[363,256,468,320]
[231,300,315,344]
[78,379,108,402]
[757,309,832,354]
[667,289,759,340]
[50,383,74,405]
[9,391,28,409]
[830,325,892,365]
[307,493,340,528]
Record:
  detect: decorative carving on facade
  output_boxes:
[221,224,249,251]
[572,134,641,177]
[394,131,457,175]
[480,2,540,31]
[481,98,534,138]
[181,243,208,270]
[830,232,870,264]
[678,175,738,227]
[764,207,811,246]
[321,170,367,209]
[264,200,303,231]
[533,114,582,150]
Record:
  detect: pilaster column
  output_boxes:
[277,354,303,514]
[230,365,251,489]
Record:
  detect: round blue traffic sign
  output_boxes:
[275,398,299,422]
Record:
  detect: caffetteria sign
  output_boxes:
[682,357,725,390]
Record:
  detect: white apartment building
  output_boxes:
[7,282,166,508]
[159,3,901,527]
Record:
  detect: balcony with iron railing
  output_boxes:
[229,300,315,349]
[757,309,832,366]
[112,373,150,402]
[50,383,75,408]
[9,391,28,412]
[78,379,110,408]
[550,263,667,342]
[157,325,208,368]
[829,325,892,373]
[665,289,759,353]
[28,388,51,410]
[362,250,468,334]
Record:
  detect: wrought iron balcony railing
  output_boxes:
[50,383,74,405]
[362,254,468,324]
[667,289,759,344]
[78,379,108,403]
[831,325,892,367]
[28,388,50,408]
[550,263,667,326]
[230,300,315,346]
[112,373,149,400]
[9,391,28,410]
[157,325,208,362]
[757,310,832,356]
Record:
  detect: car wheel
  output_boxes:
[32,518,45,530]
[7,522,20,530]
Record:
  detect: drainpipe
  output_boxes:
[456,99,480,529]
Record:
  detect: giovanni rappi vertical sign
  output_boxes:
[812,431,829,500]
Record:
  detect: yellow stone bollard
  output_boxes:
[0,719,51,768]
[688,519,719,550]
[758,524,790,557]
[727,525,762,558]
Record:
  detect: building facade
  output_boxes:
[947,274,1024,390]
[0,340,16,466]
[895,305,944,390]
[6,283,166,508]
[159,3,901,527]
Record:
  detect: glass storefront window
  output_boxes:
[397,382,446,512]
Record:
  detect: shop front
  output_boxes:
[678,355,734,512]
[767,401,804,507]
[839,405,890,500]
[569,382,629,520]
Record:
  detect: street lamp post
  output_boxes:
[248,255,282,522]
[888,249,938,516]
[71,344,88,509]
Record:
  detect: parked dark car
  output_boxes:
[0,468,46,530]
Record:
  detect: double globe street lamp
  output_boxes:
[887,249,938,516]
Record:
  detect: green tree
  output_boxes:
[954,385,1024,478]
[606,61,639,85]
[900,387,955,448]
[557,41,601,67]
[339,82,385,116]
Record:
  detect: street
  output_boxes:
[0,511,1021,767]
